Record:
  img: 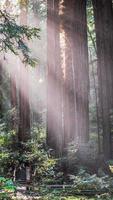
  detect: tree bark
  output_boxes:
[92,0,113,159]
[47,0,56,149]
[60,0,76,148]
[18,1,30,142]
[54,0,64,154]
[47,0,64,154]
[47,0,89,153]
[72,0,89,144]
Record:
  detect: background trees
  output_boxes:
[46,0,113,161]
[1,0,113,183]
[47,0,89,155]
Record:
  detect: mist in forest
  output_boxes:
[0,1,46,119]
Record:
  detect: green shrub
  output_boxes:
[70,169,113,194]
[0,176,16,191]
[0,177,16,200]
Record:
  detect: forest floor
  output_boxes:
[4,185,112,200]
[2,183,113,199]
[10,195,113,200]
[9,193,98,200]
[9,189,111,200]
[3,188,113,200]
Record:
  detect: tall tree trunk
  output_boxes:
[55,0,64,154]
[47,0,89,152]
[60,0,76,148]
[47,0,63,154]
[18,0,30,142]
[58,0,89,146]
[47,0,56,149]
[72,0,89,144]
[31,0,42,126]
[92,0,113,159]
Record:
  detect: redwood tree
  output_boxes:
[47,0,89,153]
[92,0,113,159]
[72,0,89,144]
[60,0,76,148]
[18,0,30,142]
[47,0,63,153]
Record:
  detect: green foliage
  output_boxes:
[0,119,16,175]
[0,193,12,200]
[0,177,16,200]
[0,177,16,192]
[23,127,57,182]
[70,169,113,194]
[0,10,40,66]
[38,187,63,200]
[65,140,99,175]
[0,122,57,183]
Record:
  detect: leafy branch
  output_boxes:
[0,10,40,67]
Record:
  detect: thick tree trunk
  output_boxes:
[72,0,89,144]
[60,0,76,148]
[47,0,89,152]
[47,0,63,154]
[31,0,42,126]
[18,1,30,142]
[92,0,113,159]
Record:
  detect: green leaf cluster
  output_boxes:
[0,10,40,66]
[0,177,16,191]
[71,169,113,194]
